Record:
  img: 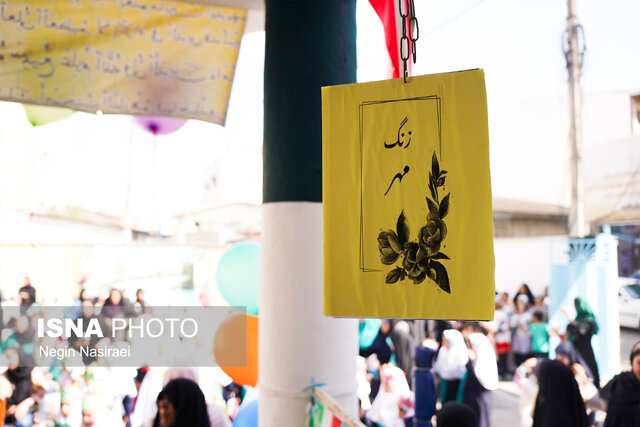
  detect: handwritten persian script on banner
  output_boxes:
[322,70,495,320]
[0,0,246,125]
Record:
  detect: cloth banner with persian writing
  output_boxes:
[322,69,495,320]
[0,0,246,125]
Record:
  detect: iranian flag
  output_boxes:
[309,400,346,427]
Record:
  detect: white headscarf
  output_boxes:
[469,332,499,391]
[367,365,411,427]
[163,366,199,387]
[434,329,468,380]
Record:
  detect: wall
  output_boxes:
[494,236,556,296]
[494,216,567,238]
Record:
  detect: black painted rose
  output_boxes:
[402,242,428,284]
[378,230,403,265]
[377,151,451,293]
[418,212,447,256]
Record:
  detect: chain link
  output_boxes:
[399,0,419,83]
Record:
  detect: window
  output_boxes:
[624,284,640,299]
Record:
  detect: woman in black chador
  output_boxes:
[587,341,640,427]
[532,359,589,427]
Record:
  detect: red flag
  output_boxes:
[369,0,400,78]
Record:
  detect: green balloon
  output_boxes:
[217,242,260,315]
[23,104,75,126]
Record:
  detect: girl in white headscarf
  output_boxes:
[463,332,499,427]
[366,364,411,427]
[434,329,468,403]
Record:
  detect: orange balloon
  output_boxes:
[214,313,258,387]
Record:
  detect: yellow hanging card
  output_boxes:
[322,69,495,320]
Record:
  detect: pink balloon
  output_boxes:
[133,116,187,135]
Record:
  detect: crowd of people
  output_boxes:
[0,277,244,427]
[1,277,639,427]
[357,283,640,427]
[358,317,501,427]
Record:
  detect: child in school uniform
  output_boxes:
[529,311,550,359]
[413,346,437,427]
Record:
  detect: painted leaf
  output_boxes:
[439,194,450,218]
[386,267,404,284]
[431,252,450,260]
[428,176,437,202]
[430,260,450,293]
[426,197,439,215]
[396,211,410,244]
[437,176,446,187]
[431,152,440,179]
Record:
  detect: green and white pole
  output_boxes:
[260,1,359,425]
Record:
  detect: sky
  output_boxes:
[358,0,640,101]
[385,0,640,207]
[2,0,640,232]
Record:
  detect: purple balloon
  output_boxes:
[134,115,187,135]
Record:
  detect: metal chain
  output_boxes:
[409,0,419,64]
[399,0,419,83]
[399,0,409,83]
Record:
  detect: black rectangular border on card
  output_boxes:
[359,95,442,272]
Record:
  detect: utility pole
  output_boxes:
[565,0,586,237]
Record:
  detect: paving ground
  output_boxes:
[491,386,521,426]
